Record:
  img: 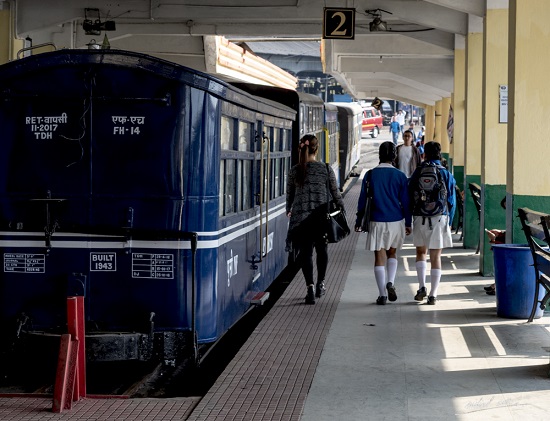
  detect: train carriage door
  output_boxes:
[220,112,261,302]
[257,122,271,260]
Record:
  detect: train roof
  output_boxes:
[324,102,339,112]
[296,91,324,106]
[231,83,324,111]
[329,102,364,115]
[0,49,296,121]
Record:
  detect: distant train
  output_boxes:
[231,84,362,190]
[0,49,361,366]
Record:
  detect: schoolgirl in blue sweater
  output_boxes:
[355,142,412,305]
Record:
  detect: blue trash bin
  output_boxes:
[492,243,544,319]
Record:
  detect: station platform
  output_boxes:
[2,174,550,420]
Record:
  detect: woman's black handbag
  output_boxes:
[324,165,350,243]
[325,205,350,243]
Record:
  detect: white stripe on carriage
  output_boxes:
[196,201,286,236]
[0,207,288,250]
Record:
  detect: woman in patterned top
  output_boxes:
[286,134,344,304]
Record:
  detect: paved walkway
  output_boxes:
[301,222,550,420]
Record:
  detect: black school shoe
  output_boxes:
[376,296,388,305]
[315,281,326,298]
[305,286,316,304]
[386,282,397,302]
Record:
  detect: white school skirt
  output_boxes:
[412,215,453,249]
[366,219,406,251]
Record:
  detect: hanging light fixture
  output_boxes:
[370,17,387,31]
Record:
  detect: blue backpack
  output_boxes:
[413,163,448,217]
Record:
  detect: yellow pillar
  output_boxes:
[425,105,435,142]
[440,97,451,156]
[0,1,10,64]
[434,100,442,143]
[480,1,508,275]
[453,35,466,191]
[464,15,484,250]
[507,0,550,240]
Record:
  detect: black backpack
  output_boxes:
[413,163,448,217]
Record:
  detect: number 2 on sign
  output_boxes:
[331,12,347,36]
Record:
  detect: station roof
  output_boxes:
[13,0,486,106]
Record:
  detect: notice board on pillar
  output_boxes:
[499,85,508,123]
[323,8,355,39]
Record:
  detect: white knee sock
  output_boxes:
[374,266,386,296]
[386,258,398,285]
[430,268,442,297]
[416,261,427,288]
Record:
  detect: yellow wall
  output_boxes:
[508,0,550,195]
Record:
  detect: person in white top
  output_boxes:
[394,130,422,178]
[396,110,406,136]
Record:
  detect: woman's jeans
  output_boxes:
[296,236,328,286]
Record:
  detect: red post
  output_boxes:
[67,296,86,400]
[52,334,78,413]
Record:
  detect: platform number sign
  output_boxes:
[323,8,355,40]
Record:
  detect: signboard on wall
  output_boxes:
[323,8,355,40]
[499,85,508,123]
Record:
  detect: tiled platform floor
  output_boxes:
[3,175,550,420]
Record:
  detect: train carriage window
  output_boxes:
[261,127,271,204]
[219,161,225,217]
[315,107,321,130]
[220,115,238,215]
[273,158,281,199]
[242,159,252,210]
[238,121,251,152]
[272,128,280,152]
[221,159,236,215]
[221,116,234,150]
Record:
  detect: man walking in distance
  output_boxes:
[394,130,422,178]
[389,115,401,146]
[396,109,406,137]
[408,142,456,305]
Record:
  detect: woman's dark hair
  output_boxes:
[379,141,397,163]
[424,141,442,161]
[296,134,319,186]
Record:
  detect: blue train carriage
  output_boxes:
[0,49,296,364]
[330,102,363,187]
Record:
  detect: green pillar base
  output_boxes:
[480,184,506,276]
